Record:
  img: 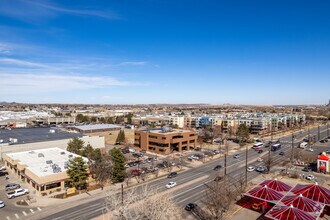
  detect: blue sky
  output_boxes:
[0,0,329,105]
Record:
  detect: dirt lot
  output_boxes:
[88,129,135,145]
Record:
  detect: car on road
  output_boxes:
[306,175,315,181]
[307,148,314,152]
[5,183,20,191]
[257,158,263,162]
[214,176,223,182]
[166,182,177,189]
[0,201,4,208]
[233,154,240,159]
[213,165,223,170]
[257,150,263,154]
[7,188,29,199]
[167,172,178,178]
[212,150,220,154]
[320,139,328,143]
[302,167,311,172]
[279,152,285,156]
[247,166,255,172]
[256,166,267,173]
[185,203,198,211]
[326,150,330,154]
[0,166,6,171]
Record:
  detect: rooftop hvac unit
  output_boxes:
[60,152,66,155]
[68,154,73,158]
[46,160,53,164]
[38,153,45,157]
[29,151,35,154]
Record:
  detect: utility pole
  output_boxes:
[245,144,248,185]
[224,153,227,176]
[291,132,294,163]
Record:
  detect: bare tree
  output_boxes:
[104,185,182,220]
[202,175,243,220]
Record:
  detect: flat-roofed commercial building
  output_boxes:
[134,128,197,155]
[68,124,121,133]
[3,148,89,196]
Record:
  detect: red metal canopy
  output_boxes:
[259,178,292,192]
[291,183,330,205]
[265,205,317,220]
[280,194,323,213]
[244,185,284,203]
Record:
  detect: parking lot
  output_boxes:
[0,165,43,220]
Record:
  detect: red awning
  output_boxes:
[244,185,284,203]
[319,166,326,170]
[318,154,329,161]
[265,205,317,220]
[259,179,292,192]
[291,183,330,205]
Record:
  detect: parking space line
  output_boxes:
[6,217,11,220]
[22,211,27,216]
[14,214,19,219]
[37,207,42,211]
[30,209,35,214]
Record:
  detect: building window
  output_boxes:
[46,182,61,190]
[189,134,195,137]
[149,135,158,139]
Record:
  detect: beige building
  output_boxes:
[134,128,197,155]
[4,148,89,196]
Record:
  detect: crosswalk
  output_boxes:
[6,207,42,220]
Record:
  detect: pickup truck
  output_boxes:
[7,189,29,199]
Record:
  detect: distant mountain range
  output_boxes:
[0,101,17,105]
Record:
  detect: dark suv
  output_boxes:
[0,171,9,177]
[5,183,20,191]
[185,203,198,211]
[213,165,222,170]
[167,172,177,178]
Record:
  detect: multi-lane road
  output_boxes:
[27,125,329,220]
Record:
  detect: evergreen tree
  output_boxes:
[67,137,84,154]
[115,130,126,144]
[109,148,126,183]
[67,157,88,190]
[236,124,250,144]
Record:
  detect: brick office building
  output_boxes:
[134,127,197,155]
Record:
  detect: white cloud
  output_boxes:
[0,43,11,54]
[0,73,132,95]
[0,58,50,68]
[117,61,148,66]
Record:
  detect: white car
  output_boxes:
[257,158,263,162]
[0,166,6,171]
[7,188,29,199]
[166,182,177,189]
[247,166,255,172]
[233,154,240,159]
[0,200,4,208]
[306,175,315,181]
[307,148,314,152]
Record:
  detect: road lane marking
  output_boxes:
[37,207,42,211]
[6,217,10,220]
[22,211,27,216]
[14,214,19,219]
[30,209,35,214]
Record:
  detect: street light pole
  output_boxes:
[245,145,248,185]
[224,153,227,176]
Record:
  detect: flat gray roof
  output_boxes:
[71,124,121,131]
[0,127,82,145]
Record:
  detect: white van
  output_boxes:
[299,142,308,149]
[252,143,264,149]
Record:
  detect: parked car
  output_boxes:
[131,169,141,176]
[257,150,263,154]
[7,189,29,199]
[252,202,262,211]
[212,150,220,154]
[233,154,240,159]
[166,182,177,189]
[213,165,223,171]
[257,158,263,162]
[247,166,255,172]
[0,200,4,208]
[185,203,198,211]
[0,166,6,172]
[306,175,315,181]
[307,148,314,152]
[279,152,285,156]
[167,172,178,178]
[5,183,20,191]
[320,139,327,143]
[0,171,9,177]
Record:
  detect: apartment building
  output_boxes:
[134,127,197,155]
